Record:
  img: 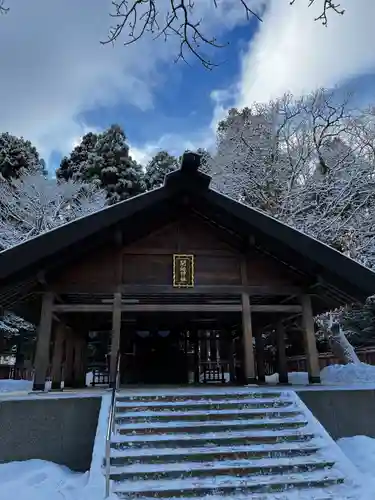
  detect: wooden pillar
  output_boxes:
[72,336,85,388]
[63,328,75,388]
[240,257,256,384]
[276,321,289,384]
[255,330,266,383]
[50,323,65,390]
[80,338,88,387]
[301,294,321,384]
[110,292,122,387]
[228,335,235,383]
[241,292,256,384]
[33,292,54,391]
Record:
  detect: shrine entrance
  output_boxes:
[119,312,242,385]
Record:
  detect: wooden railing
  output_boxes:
[105,351,121,498]
[91,368,109,386]
[200,361,229,383]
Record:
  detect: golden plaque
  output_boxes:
[173,254,194,287]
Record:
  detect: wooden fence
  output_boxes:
[287,348,375,372]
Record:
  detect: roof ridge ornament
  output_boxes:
[164,151,211,190]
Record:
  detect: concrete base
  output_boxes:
[32,382,46,391]
[0,397,101,471]
[245,377,258,385]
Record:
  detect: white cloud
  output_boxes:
[0,0,254,164]
[237,0,375,106]
[130,128,216,166]
[0,0,169,161]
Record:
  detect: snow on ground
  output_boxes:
[0,460,88,500]
[337,436,375,490]
[0,395,116,500]
[0,379,32,393]
[321,363,375,384]
[266,363,375,386]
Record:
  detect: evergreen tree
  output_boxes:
[0,132,46,179]
[57,125,146,203]
[56,132,99,182]
[144,151,178,190]
[196,148,212,174]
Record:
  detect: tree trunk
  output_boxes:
[320,314,360,365]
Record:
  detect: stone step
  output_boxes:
[116,398,294,413]
[116,493,334,500]
[111,429,315,449]
[109,456,334,481]
[116,391,283,403]
[113,469,345,498]
[109,442,323,466]
[115,408,302,423]
[116,418,308,435]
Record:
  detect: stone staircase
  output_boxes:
[106,388,363,499]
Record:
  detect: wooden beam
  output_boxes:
[254,330,266,383]
[110,292,122,386]
[276,320,289,384]
[119,285,302,295]
[301,294,321,383]
[53,304,112,312]
[33,291,54,391]
[251,305,302,313]
[53,303,302,313]
[51,284,303,296]
[53,303,241,312]
[50,323,65,390]
[241,257,256,384]
[115,230,123,290]
[63,327,75,387]
[122,248,237,256]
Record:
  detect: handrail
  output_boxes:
[104,350,121,498]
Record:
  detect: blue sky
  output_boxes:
[1,0,375,173]
[76,23,254,159]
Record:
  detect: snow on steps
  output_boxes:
[107,388,364,499]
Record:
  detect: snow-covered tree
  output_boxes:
[211,88,375,362]
[0,311,35,336]
[0,170,107,249]
[0,169,107,350]
[212,88,375,266]
[57,132,98,182]
[57,125,146,204]
[144,151,178,190]
[0,132,46,179]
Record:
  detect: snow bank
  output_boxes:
[266,363,375,386]
[0,396,117,500]
[0,460,88,500]
[337,436,375,490]
[321,362,375,384]
[0,379,32,393]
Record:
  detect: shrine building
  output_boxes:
[1,152,375,391]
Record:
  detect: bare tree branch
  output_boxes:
[290,0,345,26]
[0,0,346,68]
[0,0,8,14]
[102,0,345,69]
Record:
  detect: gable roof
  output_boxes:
[1,152,375,310]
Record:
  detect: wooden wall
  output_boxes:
[50,215,303,292]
